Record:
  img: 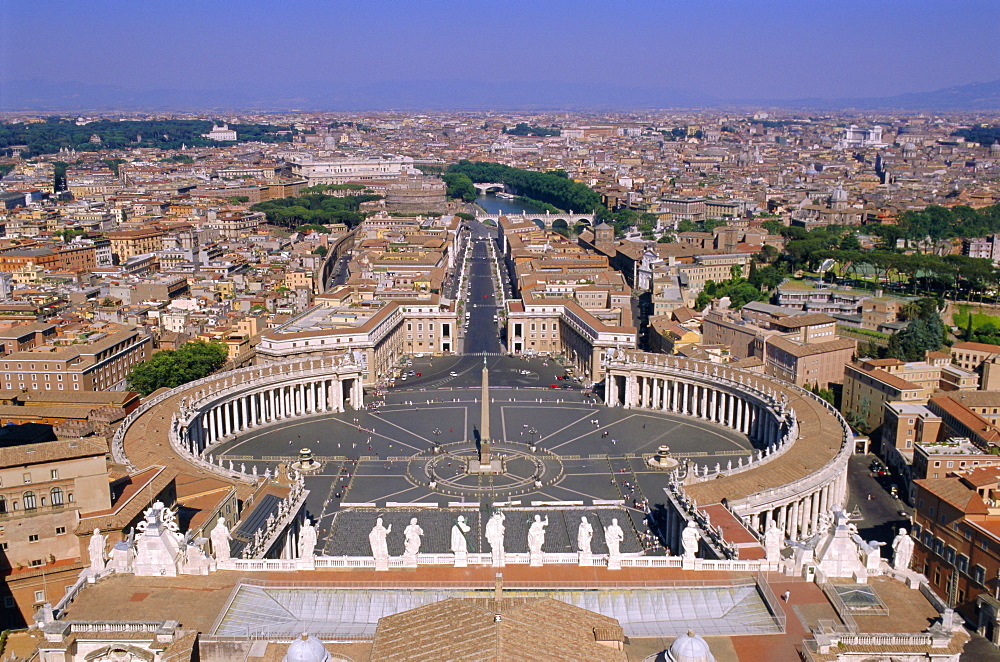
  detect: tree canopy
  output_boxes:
[250,192,381,229]
[447,160,603,213]
[126,340,229,396]
[503,122,560,137]
[0,118,295,158]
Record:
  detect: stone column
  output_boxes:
[788,500,799,539]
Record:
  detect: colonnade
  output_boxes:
[603,356,851,543]
[605,372,782,443]
[182,374,363,455]
[745,473,848,540]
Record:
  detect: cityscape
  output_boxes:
[2,1,1000,661]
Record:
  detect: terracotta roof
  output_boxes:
[370,596,626,661]
[915,477,986,514]
[2,436,107,466]
[766,336,855,358]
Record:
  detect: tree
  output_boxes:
[312,245,328,257]
[847,395,872,433]
[839,233,861,251]
[455,212,475,221]
[441,173,476,202]
[761,219,783,235]
[126,340,229,396]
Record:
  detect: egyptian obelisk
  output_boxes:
[479,358,491,464]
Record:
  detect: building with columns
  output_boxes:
[255,292,458,384]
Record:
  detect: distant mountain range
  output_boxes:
[2,78,999,112]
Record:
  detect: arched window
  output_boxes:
[50,487,63,506]
[23,491,36,510]
[0,495,6,514]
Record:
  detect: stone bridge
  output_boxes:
[475,210,597,229]
[472,182,506,195]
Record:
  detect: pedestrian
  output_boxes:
[782,591,790,602]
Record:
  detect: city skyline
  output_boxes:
[2,0,1000,110]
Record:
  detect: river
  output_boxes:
[475,193,546,217]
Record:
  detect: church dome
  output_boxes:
[668,631,715,662]
[283,633,330,662]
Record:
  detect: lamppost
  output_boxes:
[433,428,442,450]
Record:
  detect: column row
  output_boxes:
[188,376,365,453]
[610,372,781,445]
[748,468,848,541]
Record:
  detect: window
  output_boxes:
[55,526,65,535]
[33,590,44,601]
[23,473,31,484]
[958,554,969,574]
[0,496,5,514]
[3,597,13,609]
[50,487,63,506]
[28,534,38,542]
[974,565,987,584]
[23,492,36,510]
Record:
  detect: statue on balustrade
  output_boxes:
[299,518,318,558]
[211,517,232,562]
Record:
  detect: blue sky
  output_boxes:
[2,0,999,100]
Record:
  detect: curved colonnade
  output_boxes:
[603,351,853,545]
[112,354,365,481]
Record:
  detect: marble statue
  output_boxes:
[369,517,392,569]
[299,518,318,558]
[403,518,424,559]
[604,518,624,557]
[892,528,914,571]
[451,516,470,554]
[682,521,700,559]
[210,517,231,561]
[485,511,506,567]
[527,514,549,555]
[764,521,783,562]
[88,528,106,573]
[577,516,594,555]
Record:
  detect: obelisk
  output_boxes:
[480,358,491,464]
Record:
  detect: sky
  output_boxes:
[2,0,999,102]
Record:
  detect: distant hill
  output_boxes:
[2,78,999,112]
[771,79,1000,111]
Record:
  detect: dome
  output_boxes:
[668,631,715,662]
[283,633,331,662]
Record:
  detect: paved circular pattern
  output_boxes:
[406,441,563,498]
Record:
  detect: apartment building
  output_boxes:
[107,228,165,263]
[912,467,1000,627]
[842,358,980,432]
[0,322,151,392]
